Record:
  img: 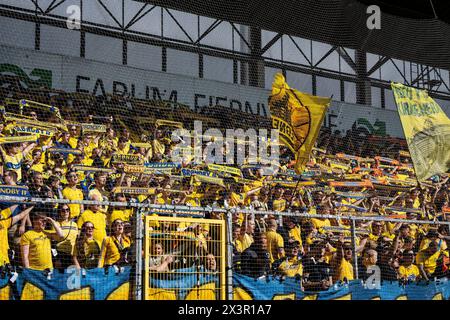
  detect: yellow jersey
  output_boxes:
[99,235,131,267]
[334,257,354,281]
[0,213,12,266]
[272,199,286,212]
[2,152,24,181]
[266,230,285,263]
[416,250,441,275]
[278,256,303,278]
[77,210,107,244]
[398,264,420,281]
[74,238,102,269]
[20,230,53,270]
[62,187,84,219]
[55,221,78,255]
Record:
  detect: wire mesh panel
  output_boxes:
[144,215,226,300]
[0,0,449,302]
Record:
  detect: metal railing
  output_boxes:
[1,195,449,300]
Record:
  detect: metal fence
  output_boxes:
[1,195,449,300]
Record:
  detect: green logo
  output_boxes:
[0,64,52,89]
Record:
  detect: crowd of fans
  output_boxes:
[0,88,449,293]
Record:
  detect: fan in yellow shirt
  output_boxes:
[98,219,131,267]
[62,171,85,219]
[76,199,107,245]
[0,206,33,266]
[21,214,64,271]
[332,239,354,282]
[1,142,36,182]
[275,241,303,280]
[265,219,285,264]
[416,241,443,280]
[398,251,420,281]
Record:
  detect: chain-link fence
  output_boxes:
[1,195,449,300]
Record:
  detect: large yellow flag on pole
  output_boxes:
[269,73,331,174]
[391,82,450,182]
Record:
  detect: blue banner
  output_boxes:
[233,273,450,300]
[0,267,131,300]
[148,266,220,300]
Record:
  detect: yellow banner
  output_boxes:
[207,164,242,177]
[20,99,62,120]
[123,164,145,174]
[155,119,183,128]
[0,135,38,144]
[5,115,67,132]
[132,143,153,148]
[72,165,114,173]
[111,154,142,165]
[269,73,330,174]
[190,175,225,187]
[391,83,450,181]
[13,125,55,136]
[113,187,155,194]
[81,123,107,133]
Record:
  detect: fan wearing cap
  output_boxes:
[398,250,420,282]
[275,240,303,280]
[20,213,64,271]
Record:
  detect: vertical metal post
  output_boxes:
[134,206,143,300]
[350,218,359,279]
[226,211,234,300]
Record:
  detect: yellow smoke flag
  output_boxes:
[269,73,330,174]
[391,83,450,182]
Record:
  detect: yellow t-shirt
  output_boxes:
[3,152,24,181]
[288,226,303,247]
[55,221,79,255]
[99,235,131,267]
[30,162,45,173]
[419,238,448,254]
[0,211,12,266]
[241,233,253,252]
[266,230,284,263]
[233,238,245,253]
[20,230,53,270]
[73,238,102,269]
[334,257,354,281]
[278,256,303,278]
[398,264,420,280]
[272,199,286,212]
[229,192,245,207]
[68,137,78,149]
[416,250,441,274]
[62,187,84,219]
[311,218,331,232]
[77,210,107,244]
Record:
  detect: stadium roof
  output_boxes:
[146,0,450,69]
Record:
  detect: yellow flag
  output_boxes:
[269,73,330,174]
[391,82,450,182]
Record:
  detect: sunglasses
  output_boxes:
[84,226,94,230]
[60,208,70,212]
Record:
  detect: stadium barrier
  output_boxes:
[1,196,449,300]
